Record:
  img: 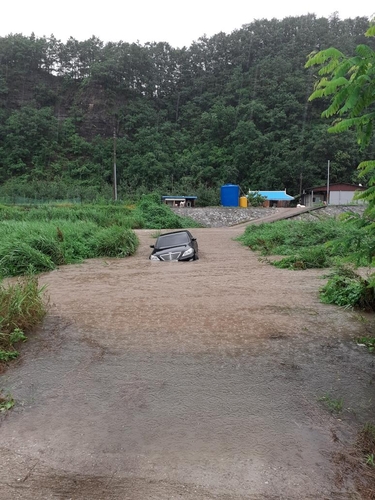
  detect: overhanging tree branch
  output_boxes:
[305,21,375,215]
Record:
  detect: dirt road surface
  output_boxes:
[1,215,374,499]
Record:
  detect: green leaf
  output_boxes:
[305,47,344,68]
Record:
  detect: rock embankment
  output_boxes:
[292,205,366,221]
[172,207,280,227]
[172,205,366,227]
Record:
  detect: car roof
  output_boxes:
[157,230,192,238]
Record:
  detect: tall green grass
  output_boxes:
[0,275,47,358]
[95,226,139,257]
[132,195,201,229]
[238,218,344,256]
[0,221,139,277]
[238,217,374,269]
[238,215,375,309]
[0,197,200,277]
[0,199,201,230]
[0,204,133,226]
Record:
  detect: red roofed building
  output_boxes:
[301,183,366,206]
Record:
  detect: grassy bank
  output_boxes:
[238,214,375,310]
[0,197,200,230]
[238,217,363,268]
[0,275,47,360]
[0,220,139,277]
[0,196,200,278]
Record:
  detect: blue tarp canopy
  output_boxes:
[251,190,294,201]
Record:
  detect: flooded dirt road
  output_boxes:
[1,221,374,499]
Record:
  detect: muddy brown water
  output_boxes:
[1,221,374,499]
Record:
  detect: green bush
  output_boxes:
[195,186,220,207]
[247,192,266,207]
[238,222,287,255]
[330,212,375,267]
[132,195,200,229]
[238,216,374,270]
[274,246,332,270]
[239,219,343,255]
[320,268,375,310]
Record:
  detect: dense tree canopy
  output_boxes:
[306,22,375,215]
[0,14,373,202]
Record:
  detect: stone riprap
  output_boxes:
[292,205,366,221]
[172,207,280,227]
[173,205,367,227]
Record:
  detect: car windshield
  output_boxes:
[156,232,190,249]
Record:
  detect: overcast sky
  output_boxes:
[2,0,374,48]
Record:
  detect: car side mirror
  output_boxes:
[192,238,196,241]
[150,245,154,248]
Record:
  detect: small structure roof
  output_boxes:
[250,190,294,201]
[162,195,197,200]
[304,183,365,192]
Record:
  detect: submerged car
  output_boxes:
[149,230,199,261]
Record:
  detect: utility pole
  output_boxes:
[113,127,118,201]
[327,160,330,205]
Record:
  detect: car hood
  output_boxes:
[152,244,189,256]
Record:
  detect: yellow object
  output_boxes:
[239,196,248,208]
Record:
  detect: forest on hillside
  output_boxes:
[0,14,374,203]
